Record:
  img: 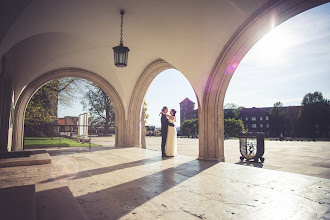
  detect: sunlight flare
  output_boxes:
[247,25,299,66]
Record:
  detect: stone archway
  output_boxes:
[12,68,126,151]
[200,0,329,162]
[127,59,174,147]
[127,58,202,150]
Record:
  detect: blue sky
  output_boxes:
[144,69,198,127]
[224,3,330,108]
[59,3,330,127]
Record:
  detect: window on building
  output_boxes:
[245,124,248,129]
[184,112,186,115]
[260,124,263,128]
[185,107,187,110]
[184,116,186,120]
[240,117,242,121]
[266,116,269,120]
[194,114,196,117]
[252,124,256,128]
[252,116,256,121]
[245,117,248,121]
[266,124,269,128]
[260,116,263,121]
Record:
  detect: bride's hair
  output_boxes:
[171,109,176,116]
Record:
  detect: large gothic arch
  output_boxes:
[127,59,201,148]
[12,68,126,151]
[200,0,329,161]
[127,59,174,147]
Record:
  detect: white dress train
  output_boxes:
[165,117,177,156]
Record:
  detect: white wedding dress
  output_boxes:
[165,117,177,156]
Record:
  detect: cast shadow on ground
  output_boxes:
[25,144,73,148]
[39,156,171,184]
[235,161,264,168]
[75,159,217,219]
[45,146,131,156]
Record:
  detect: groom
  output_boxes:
[160,106,169,157]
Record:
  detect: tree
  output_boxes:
[181,119,198,137]
[299,91,330,137]
[285,106,301,137]
[143,101,149,125]
[81,83,115,135]
[184,128,191,137]
[44,77,88,107]
[25,80,59,136]
[141,101,149,148]
[25,77,90,136]
[224,103,242,120]
[224,118,246,137]
[269,102,286,137]
[146,126,155,136]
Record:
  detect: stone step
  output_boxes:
[36,186,88,220]
[0,185,36,220]
[0,150,51,168]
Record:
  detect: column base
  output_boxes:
[198,156,225,162]
[115,144,138,148]
[126,144,143,148]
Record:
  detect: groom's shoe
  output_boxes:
[162,153,166,157]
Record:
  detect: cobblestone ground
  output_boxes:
[91,136,330,179]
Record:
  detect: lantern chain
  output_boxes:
[120,10,124,45]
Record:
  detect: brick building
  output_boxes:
[56,116,79,132]
[180,98,198,125]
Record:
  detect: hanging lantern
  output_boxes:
[113,10,130,67]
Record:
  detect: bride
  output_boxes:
[161,109,177,157]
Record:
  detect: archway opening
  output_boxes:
[223,3,330,178]
[23,77,117,150]
[143,69,199,158]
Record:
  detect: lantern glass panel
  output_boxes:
[113,45,130,67]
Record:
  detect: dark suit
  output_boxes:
[161,114,169,154]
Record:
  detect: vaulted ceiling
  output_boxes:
[0,0,300,108]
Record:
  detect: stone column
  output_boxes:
[198,100,225,162]
[141,107,146,149]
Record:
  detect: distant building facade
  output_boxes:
[239,106,302,137]
[180,97,302,137]
[56,116,78,132]
[180,98,198,125]
[239,107,271,136]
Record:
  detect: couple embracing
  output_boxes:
[160,106,177,157]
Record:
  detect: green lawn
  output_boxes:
[24,137,99,148]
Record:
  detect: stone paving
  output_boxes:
[142,137,330,179]
[0,137,329,219]
[0,145,329,219]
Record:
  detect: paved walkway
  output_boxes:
[90,136,330,179]
[0,146,329,219]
